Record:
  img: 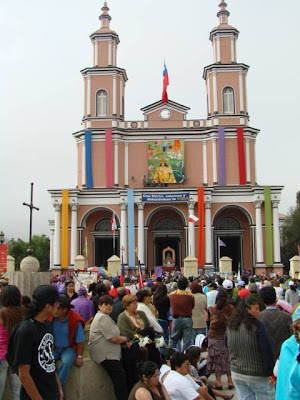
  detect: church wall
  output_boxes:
[92,141,107,187]
[208,73,214,114]
[206,139,214,185]
[249,139,256,184]
[220,37,232,64]
[184,141,203,186]
[128,142,148,188]
[98,41,109,67]
[77,142,83,187]
[225,138,239,184]
[118,141,125,187]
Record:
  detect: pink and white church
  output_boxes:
[48,2,284,275]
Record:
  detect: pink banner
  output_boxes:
[0,244,7,273]
[105,130,113,187]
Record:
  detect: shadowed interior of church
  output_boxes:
[219,236,241,273]
[95,237,120,267]
[154,238,180,269]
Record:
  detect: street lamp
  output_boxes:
[0,231,4,244]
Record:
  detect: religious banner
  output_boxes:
[148,140,185,184]
[0,244,7,273]
[142,193,189,203]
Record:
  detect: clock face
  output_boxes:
[159,108,172,120]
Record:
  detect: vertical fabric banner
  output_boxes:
[0,244,7,273]
[264,186,273,266]
[197,187,205,267]
[237,127,246,184]
[105,130,114,187]
[85,130,93,188]
[218,127,226,185]
[61,190,69,268]
[127,189,136,268]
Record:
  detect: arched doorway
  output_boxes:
[213,206,253,273]
[93,218,120,267]
[146,207,186,269]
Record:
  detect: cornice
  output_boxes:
[203,63,250,80]
[81,67,128,82]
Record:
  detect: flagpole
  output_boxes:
[113,229,116,255]
[218,238,220,271]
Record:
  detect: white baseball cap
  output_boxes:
[222,279,233,290]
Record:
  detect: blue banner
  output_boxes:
[142,193,189,203]
[85,130,93,189]
[127,189,135,268]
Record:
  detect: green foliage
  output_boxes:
[281,191,300,268]
[7,235,50,271]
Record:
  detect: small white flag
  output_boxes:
[111,212,117,232]
[189,214,199,223]
[218,238,226,247]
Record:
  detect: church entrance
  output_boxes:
[93,217,120,267]
[154,237,180,269]
[217,236,241,273]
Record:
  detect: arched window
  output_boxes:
[155,218,180,231]
[95,218,119,231]
[223,87,235,114]
[96,90,108,117]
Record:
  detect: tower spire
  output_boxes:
[217,2,230,25]
[99,1,112,30]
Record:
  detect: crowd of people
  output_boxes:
[0,272,299,400]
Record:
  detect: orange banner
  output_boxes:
[61,190,69,268]
[0,244,7,273]
[198,187,205,267]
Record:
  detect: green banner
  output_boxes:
[148,140,185,184]
[264,187,273,266]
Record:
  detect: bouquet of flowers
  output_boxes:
[154,336,165,349]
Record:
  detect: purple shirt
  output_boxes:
[70,296,94,322]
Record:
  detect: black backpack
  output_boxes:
[6,319,38,374]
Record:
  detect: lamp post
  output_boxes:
[0,231,4,244]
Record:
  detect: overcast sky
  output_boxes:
[1,0,300,241]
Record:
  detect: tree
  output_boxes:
[281,191,300,269]
[8,235,50,271]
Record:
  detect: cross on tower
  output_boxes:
[23,182,39,247]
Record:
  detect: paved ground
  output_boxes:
[207,374,238,399]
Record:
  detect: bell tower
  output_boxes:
[81,2,128,129]
[203,2,249,126]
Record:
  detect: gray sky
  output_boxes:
[1,0,300,241]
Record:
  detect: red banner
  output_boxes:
[0,244,7,273]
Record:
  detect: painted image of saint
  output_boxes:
[153,161,176,184]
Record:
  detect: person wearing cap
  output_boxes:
[12,285,63,400]
[285,281,300,307]
[237,281,251,299]
[275,306,300,400]
[259,286,292,360]
[222,279,241,308]
[70,286,94,322]
[50,295,85,388]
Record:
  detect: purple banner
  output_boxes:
[154,266,163,278]
[218,127,226,185]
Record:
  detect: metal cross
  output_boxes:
[23,182,39,246]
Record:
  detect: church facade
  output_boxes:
[49,2,284,275]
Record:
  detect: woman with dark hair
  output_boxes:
[227,296,275,399]
[137,290,163,334]
[153,284,170,345]
[89,295,129,400]
[285,282,299,307]
[65,280,78,301]
[129,361,171,400]
[207,288,235,390]
[190,281,207,345]
[92,283,108,315]
[160,348,177,379]
[0,285,23,399]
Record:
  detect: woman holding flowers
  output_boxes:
[89,295,129,400]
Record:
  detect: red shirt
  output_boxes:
[238,288,251,299]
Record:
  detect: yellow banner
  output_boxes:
[61,190,69,268]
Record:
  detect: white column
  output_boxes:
[188,202,196,256]
[70,204,78,266]
[205,202,212,265]
[213,37,217,63]
[212,138,218,184]
[255,200,264,264]
[108,40,112,65]
[49,225,54,269]
[239,72,244,112]
[245,137,251,183]
[124,141,129,186]
[87,75,91,116]
[93,41,95,66]
[114,140,119,186]
[207,73,211,114]
[54,204,61,266]
[231,37,235,62]
[113,75,117,115]
[95,40,98,66]
[83,76,86,117]
[216,37,221,62]
[82,141,86,187]
[272,201,281,263]
[112,40,116,66]
[138,203,145,264]
[120,203,128,265]
[213,72,218,113]
[202,140,208,185]
[120,77,123,117]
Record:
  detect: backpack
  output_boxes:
[6,319,38,374]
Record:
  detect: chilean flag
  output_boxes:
[111,212,117,232]
[189,214,199,223]
[138,261,144,289]
[162,63,169,104]
[120,263,125,286]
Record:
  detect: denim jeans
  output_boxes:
[233,378,275,400]
[170,316,193,352]
[158,319,169,345]
[0,360,21,400]
[53,348,77,387]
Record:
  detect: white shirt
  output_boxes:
[206,290,218,307]
[137,302,163,333]
[163,370,199,400]
[274,286,283,300]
